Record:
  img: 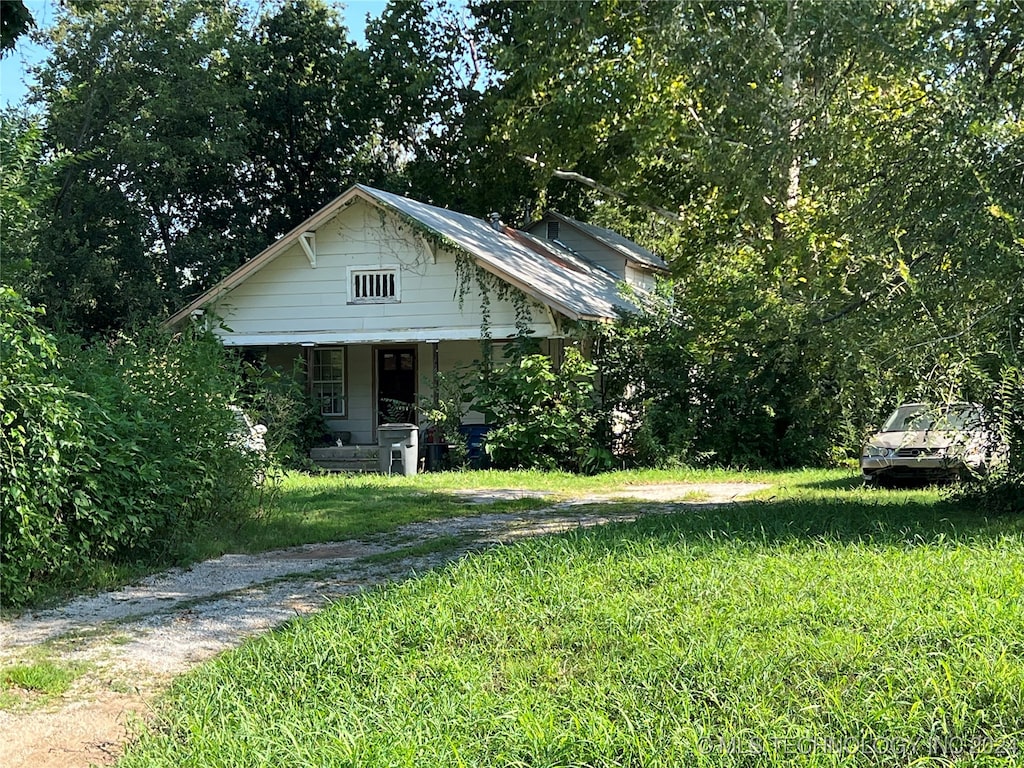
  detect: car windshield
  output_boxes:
[880,404,982,432]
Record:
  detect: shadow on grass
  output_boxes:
[221,484,549,555]
[588,494,1024,550]
[214,472,1023,561]
[789,474,865,491]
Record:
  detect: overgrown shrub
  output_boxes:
[418,369,472,468]
[476,346,606,472]
[0,288,267,607]
[596,306,852,469]
[955,365,1024,513]
[70,326,262,559]
[0,288,88,604]
[238,357,323,471]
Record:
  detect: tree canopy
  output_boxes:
[3,0,1021,472]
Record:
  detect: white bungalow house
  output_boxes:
[164,184,666,459]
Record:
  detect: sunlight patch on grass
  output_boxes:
[1,658,85,711]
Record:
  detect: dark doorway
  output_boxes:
[377,347,416,426]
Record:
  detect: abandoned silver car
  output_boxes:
[860,402,1004,485]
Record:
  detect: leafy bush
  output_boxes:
[476,346,605,472]
[69,326,263,560]
[418,369,473,469]
[596,305,852,469]
[238,356,323,471]
[0,288,88,604]
[0,288,267,607]
[955,365,1024,513]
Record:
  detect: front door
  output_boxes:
[376,347,416,426]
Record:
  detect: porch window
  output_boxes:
[349,267,399,303]
[311,348,346,416]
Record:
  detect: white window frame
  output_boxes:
[310,347,347,416]
[348,265,401,304]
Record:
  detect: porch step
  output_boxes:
[310,445,380,473]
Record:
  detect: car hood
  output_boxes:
[866,430,964,450]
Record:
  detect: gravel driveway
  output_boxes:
[0,482,767,767]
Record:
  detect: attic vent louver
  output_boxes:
[349,267,399,303]
[546,220,559,240]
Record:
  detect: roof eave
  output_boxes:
[163,186,369,328]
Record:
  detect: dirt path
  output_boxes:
[0,482,767,767]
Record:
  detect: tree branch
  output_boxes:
[985,33,1022,87]
[518,155,684,224]
[805,250,939,329]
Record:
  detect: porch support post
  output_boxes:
[431,341,440,408]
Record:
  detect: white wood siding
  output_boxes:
[624,265,657,294]
[208,200,555,345]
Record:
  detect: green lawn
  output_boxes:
[185,466,791,561]
[117,469,1024,767]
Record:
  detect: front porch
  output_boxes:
[308,425,490,474]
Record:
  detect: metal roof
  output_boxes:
[360,185,637,321]
[165,184,638,328]
[542,210,668,272]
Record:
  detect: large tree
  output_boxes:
[32,0,255,332]
[362,0,541,221]
[0,111,50,293]
[240,0,381,239]
[475,0,1023,463]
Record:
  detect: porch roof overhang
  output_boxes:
[164,185,637,331]
[213,326,558,347]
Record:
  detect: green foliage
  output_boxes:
[238,356,323,472]
[598,287,854,469]
[956,364,1024,513]
[0,110,57,294]
[365,0,540,222]
[476,345,603,472]
[0,0,33,53]
[33,0,257,333]
[475,0,1023,480]
[241,0,380,238]
[0,289,268,607]
[419,369,473,467]
[0,288,87,603]
[67,326,263,562]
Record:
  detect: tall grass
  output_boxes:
[120,489,1024,767]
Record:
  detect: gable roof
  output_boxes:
[541,210,668,272]
[164,185,638,328]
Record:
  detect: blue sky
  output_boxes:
[0,0,389,109]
